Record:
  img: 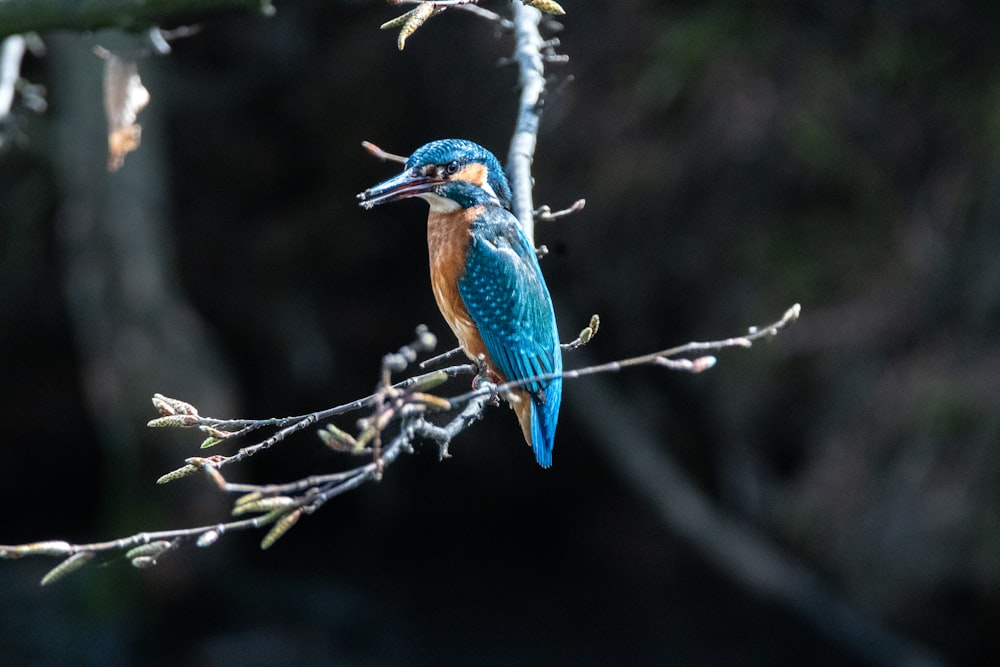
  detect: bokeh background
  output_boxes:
[2,1,998,665]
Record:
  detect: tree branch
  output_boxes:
[1,305,800,579]
[0,35,25,118]
[0,0,270,40]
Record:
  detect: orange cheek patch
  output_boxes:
[454,162,488,188]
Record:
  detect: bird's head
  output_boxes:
[357,139,512,212]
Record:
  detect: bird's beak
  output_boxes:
[357,168,443,209]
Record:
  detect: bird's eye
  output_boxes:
[445,161,460,175]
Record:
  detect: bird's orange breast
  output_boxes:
[427,206,492,369]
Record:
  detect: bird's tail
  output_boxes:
[530,378,562,468]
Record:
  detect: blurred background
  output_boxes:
[1,0,998,665]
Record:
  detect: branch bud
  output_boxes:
[199,425,232,440]
[199,436,223,449]
[231,496,298,517]
[318,423,361,452]
[395,3,436,51]
[523,0,566,15]
[40,552,95,586]
[414,325,437,353]
[407,392,452,411]
[151,393,199,417]
[410,369,451,391]
[147,414,201,428]
[196,530,220,548]
[124,541,173,561]
[260,508,302,550]
[155,463,200,484]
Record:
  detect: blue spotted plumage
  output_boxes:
[460,207,562,466]
[358,139,562,467]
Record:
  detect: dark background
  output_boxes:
[2,1,998,665]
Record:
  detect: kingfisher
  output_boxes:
[357,139,562,467]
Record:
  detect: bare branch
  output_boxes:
[0,34,44,149]
[380,0,516,50]
[421,310,599,371]
[389,0,511,21]
[449,304,801,405]
[535,198,586,222]
[392,0,480,6]
[0,0,270,40]
[0,35,26,118]
[150,364,474,473]
[418,345,467,369]
[361,140,408,164]
[453,3,513,27]
[0,304,800,580]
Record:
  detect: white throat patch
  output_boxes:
[420,192,462,212]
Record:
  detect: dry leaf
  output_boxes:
[95,46,151,172]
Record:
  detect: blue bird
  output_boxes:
[358,139,562,467]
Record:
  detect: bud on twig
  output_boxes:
[40,552,95,586]
[260,508,302,550]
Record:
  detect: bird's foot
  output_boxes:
[472,355,502,407]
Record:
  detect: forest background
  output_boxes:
[1,1,998,665]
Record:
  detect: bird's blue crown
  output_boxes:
[407,139,513,209]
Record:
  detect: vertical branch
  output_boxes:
[506,1,545,246]
[0,35,26,118]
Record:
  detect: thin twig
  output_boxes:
[422,311,598,368]
[361,140,408,164]
[450,304,801,406]
[0,0,265,40]
[418,344,466,369]
[149,362,474,464]
[392,0,478,5]
[535,198,586,222]
[453,3,512,27]
[391,0,512,26]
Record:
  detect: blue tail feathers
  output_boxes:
[530,377,562,468]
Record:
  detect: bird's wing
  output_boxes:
[458,209,560,397]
